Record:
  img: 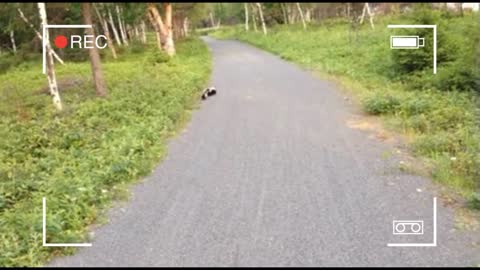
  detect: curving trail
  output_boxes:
[50,37,480,267]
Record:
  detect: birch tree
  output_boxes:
[146,9,162,50]
[10,30,16,54]
[244,3,249,31]
[17,8,64,64]
[359,3,375,29]
[305,7,312,23]
[296,3,307,30]
[107,7,122,46]
[256,3,267,35]
[163,3,175,56]
[209,11,215,27]
[82,3,107,97]
[134,25,139,40]
[280,3,288,24]
[250,3,258,32]
[94,3,117,59]
[140,20,147,43]
[37,3,62,110]
[183,17,189,37]
[116,5,129,45]
[147,3,175,56]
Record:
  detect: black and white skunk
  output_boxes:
[201,86,217,100]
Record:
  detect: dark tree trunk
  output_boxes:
[82,2,107,97]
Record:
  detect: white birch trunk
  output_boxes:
[183,17,189,37]
[280,3,288,24]
[163,3,175,56]
[256,3,267,35]
[122,19,129,42]
[147,10,162,50]
[140,20,147,43]
[94,4,117,59]
[359,3,367,24]
[17,8,64,64]
[287,4,294,24]
[296,3,307,29]
[366,3,375,29]
[108,8,122,46]
[305,8,311,22]
[116,5,128,45]
[134,25,139,40]
[251,3,258,32]
[244,3,249,31]
[209,12,215,28]
[10,31,16,54]
[38,3,62,111]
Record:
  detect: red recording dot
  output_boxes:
[54,35,68,49]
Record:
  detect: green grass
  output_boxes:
[211,14,480,200]
[0,36,211,266]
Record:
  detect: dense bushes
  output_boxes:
[0,38,211,266]
[390,6,480,94]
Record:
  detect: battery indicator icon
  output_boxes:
[390,36,425,49]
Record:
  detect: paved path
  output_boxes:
[50,37,480,267]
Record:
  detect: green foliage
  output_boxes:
[144,48,170,65]
[211,12,480,197]
[468,192,480,210]
[389,7,480,93]
[0,38,211,266]
[362,91,401,115]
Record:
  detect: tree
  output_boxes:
[10,30,16,54]
[147,3,175,56]
[250,3,258,32]
[37,2,63,110]
[107,6,122,46]
[93,3,117,59]
[280,3,288,24]
[256,3,267,35]
[296,3,307,30]
[17,6,65,63]
[140,20,147,43]
[244,3,249,31]
[359,3,375,29]
[82,2,107,97]
[146,9,162,50]
[163,3,175,55]
[116,5,129,45]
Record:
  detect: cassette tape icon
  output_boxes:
[393,220,424,235]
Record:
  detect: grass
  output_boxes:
[0,36,211,266]
[211,14,480,202]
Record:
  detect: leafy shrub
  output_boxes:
[362,91,402,115]
[128,41,147,54]
[144,49,170,65]
[412,131,459,155]
[400,97,432,116]
[391,7,457,76]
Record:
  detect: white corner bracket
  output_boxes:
[387,24,437,74]
[387,197,437,247]
[42,24,92,74]
[42,197,92,247]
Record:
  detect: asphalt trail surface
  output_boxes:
[50,37,480,267]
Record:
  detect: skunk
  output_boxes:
[202,86,217,100]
